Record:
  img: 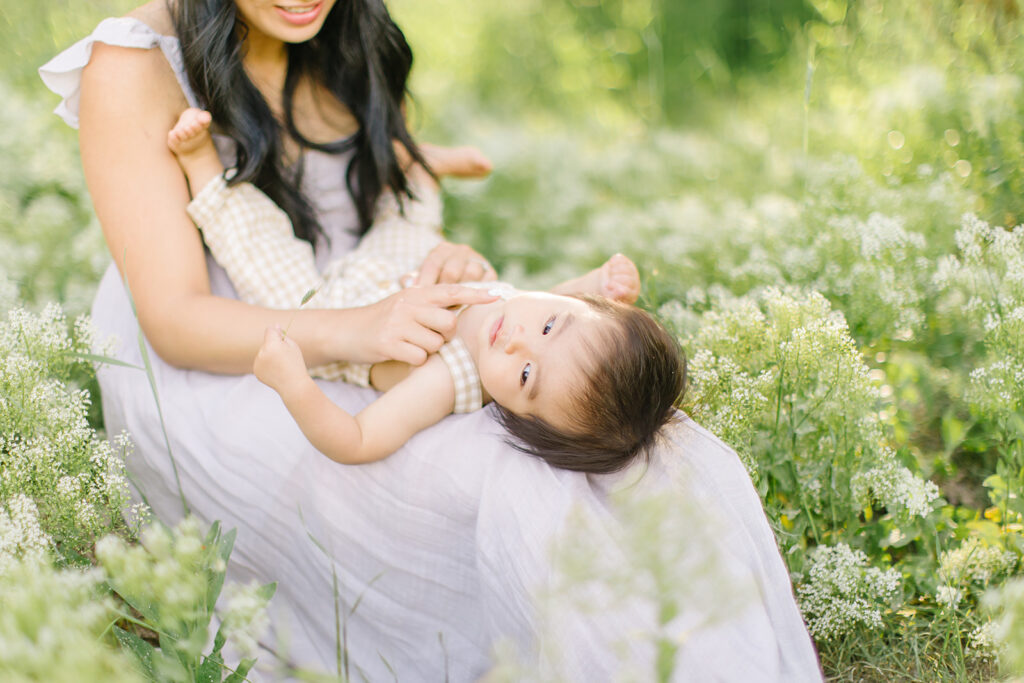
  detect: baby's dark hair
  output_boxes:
[496,295,686,475]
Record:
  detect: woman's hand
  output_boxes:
[355,284,499,366]
[415,241,498,286]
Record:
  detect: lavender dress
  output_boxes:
[40,17,821,682]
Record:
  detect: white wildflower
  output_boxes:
[797,543,902,641]
[966,620,1000,662]
[0,494,51,573]
[940,537,1017,586]
[851,452,940,521]
[222,582,272,657]
[936,585,963,610]
[0,557,138,682]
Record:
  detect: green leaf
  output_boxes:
[257,581,277,602]
[111,585,161,627]
[206,527,238,613]
[225,658,257,683]
[198,649,225,683]
[212,625,227,657]
[113,625,157,681]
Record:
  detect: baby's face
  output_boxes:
[475,293,605,429]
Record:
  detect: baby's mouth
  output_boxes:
[489,315,504,347]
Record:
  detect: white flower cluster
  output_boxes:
[0,302,139,558]
[944,213,1024,366]
[94,518,272,679]
[0,493,50,574]
[935,215,1024,414]
[96,517,270,664]
[685,288,890,515]
[850,450,940,522]
[222,581,272,658]
[0,556,139,682]
[935,584,963,610]
[939,536,1017,586]
[797,543,902,641]
[96,517,216,639]
[809,211,929,337]
[684,347,775,477]
[969,358,1024,414]
[966,620,1000,663]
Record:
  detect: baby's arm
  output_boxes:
[254,327,455,464]
[170,109,442,312]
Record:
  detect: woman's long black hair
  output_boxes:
[172,0,427,244]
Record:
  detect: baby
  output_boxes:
[169,109,685,474]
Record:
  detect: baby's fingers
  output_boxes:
[264,326,283,344]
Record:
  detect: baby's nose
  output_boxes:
[504,324,527,354]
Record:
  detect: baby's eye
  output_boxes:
[542,316,555,335]
[520,363,532,386]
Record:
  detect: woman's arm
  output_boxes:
[254,327,454,464]
[78,44,493,373]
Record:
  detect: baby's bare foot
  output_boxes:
[420,142,493,179]
[167,108,223,192]
[550,253,640,304]
[598,253,641,304]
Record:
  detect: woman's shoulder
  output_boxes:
[125,0,175,37]
[83,18,184,113]
[39,1,190,128]
[83,40,186,114]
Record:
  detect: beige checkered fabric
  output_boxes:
[438,337,482,413]
[187,173,483,412]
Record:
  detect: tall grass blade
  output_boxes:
[120,251,189,516]
[69,350,144,371]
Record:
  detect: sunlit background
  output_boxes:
[4,1,1024,680]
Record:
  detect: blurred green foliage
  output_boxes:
[0,1,136,90]
[6,0,1024,679]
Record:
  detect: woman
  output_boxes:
[41,1,822,679]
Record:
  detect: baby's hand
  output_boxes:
[254,326,308,393]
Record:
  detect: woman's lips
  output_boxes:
[274,2,323,25]
[489,315,504,347]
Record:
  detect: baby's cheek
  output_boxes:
[477,363,509,406]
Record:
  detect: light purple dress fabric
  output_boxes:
[39,18,822,682]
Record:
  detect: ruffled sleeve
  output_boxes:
[38,16,196,129]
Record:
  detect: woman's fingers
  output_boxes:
[391,341,428,367]
[365,284,499,364]
[417,283,500,308]
[403,326,447,356]
[412,304,459,340]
